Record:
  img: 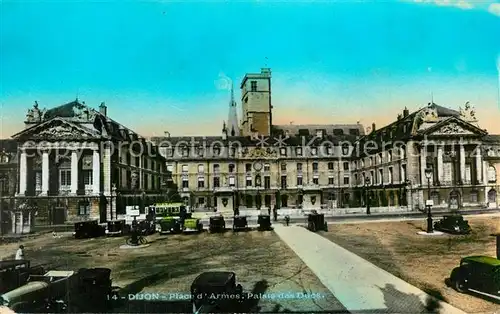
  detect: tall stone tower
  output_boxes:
[240,68,272,136]
[227,83,240,136]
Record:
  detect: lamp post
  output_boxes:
[365,176,371,215]
[424,167,433,233]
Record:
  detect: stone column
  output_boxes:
[420,146,426,186]
[437,145,443,184]
[70,150,78,195]
[475,145,482,184]
[460,145,466,183]
[92,149,101,195]
[18,149,27,195]
[41,150,50,195]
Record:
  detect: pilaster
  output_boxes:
[459,145,466,184]
[437,145,443,184]
[92,149,101,195]
[420,146,426,186]
[475,145,482,184]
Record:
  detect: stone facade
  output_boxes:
[152,69,500,213]
[7,100,168,227]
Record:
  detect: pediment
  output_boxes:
[12,118,100,141]
[422,117,487,137]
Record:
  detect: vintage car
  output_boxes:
[157,216,183,234]
[209,216,226,233]
[183,218,203,233]
[257,215,272,231]
[74,220,106,239]
[190,271,244,313]
[0,260,44,294]
[0,268,116,312]
[434,215,472,234]
[449,255,500,301]
[106,219,127,236]
[307,212,328,232]
[233,216,249,232]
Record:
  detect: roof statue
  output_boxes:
[26,101,46,123]
[459,101,477,122]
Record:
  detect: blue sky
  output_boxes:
[1,0,499,137]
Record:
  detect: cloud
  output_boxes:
[410,0,474,10]
[488,3,500,16]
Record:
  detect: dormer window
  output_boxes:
[296,147,302,156]
[280,148,287,156]
[342,144,349,155]
[311,147,317,156]
[327,146,333,155]
[333,129,344,136]
[213,146,221,156]
[316,129,324,137]
[181,147,189,157]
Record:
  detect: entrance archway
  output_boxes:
[488,189,497,204]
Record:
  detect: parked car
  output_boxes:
[257,215,272,231]
[157,216,182,234]
[0,260,44,294]
[449,255,500,302]
[307,213,328,232]
[0,268,117,312]
[183,218,203,233]
[434,215,471,234]
[209,216,226,233]
[190,271,244,313]
[233,216,249,232]
[74,220,105,239]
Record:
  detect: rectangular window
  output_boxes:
[281,163,287,171]
[312,178,319,185]
[246,176,252,187]
[198,164,204,173]
[60,170,71,187]
[198,178,204,188]
[328,162,334,170]
[78,201,90,215]
[213,177,220,188]
[296,163,302,171]
[83,170,93,186]
[311,147,317,156]
[280,148,287,156]
[328,177,334,185]
[297,177,303,186]
[379,169,383,184]
[229,177,235,187]
[465,164,471,183]
[182,165,188,173]
[296,147,302,156]
[343,176,350,185]
[312,163,318,171]
[281,176,287,188]
[251,80,257,91]
[327,147,333,155]
[166,165,173,172]
[246,163,252,172]
[229,164,235,173]
[264,163,270,172]
[343,162,349,171]
[401,164,407,182]
[182,179,188,188]
[213,164,220,173]
[388,167,393,184]
[198,197,205,205]
[264,176,270,189]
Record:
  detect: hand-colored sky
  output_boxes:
[1,0,499,138]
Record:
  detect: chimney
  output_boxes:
[397,114,402,120]
[372,123,376,132]
[403,107,409,117]
[99,102,107,116]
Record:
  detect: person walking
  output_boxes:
[15,245,25,260]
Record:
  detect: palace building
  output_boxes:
[152,68,500,214]
[4,100,169,232]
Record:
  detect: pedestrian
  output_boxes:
[285,215,290,226]
[15,245,25,260]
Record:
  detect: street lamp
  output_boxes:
[364,176,371,215]
[424,167,433,233]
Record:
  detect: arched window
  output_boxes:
[488,166,496,183]
[431,191,440,205]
